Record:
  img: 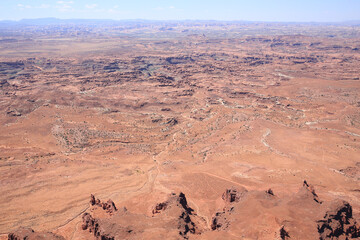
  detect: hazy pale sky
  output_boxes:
[0,0,359,22]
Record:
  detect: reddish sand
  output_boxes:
[0,22,360,239]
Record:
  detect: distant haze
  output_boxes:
[0,0,360,22]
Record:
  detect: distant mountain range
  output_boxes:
[0,18,359,26]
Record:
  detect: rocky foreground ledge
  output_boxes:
[8,181,360,240]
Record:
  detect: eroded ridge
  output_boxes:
[7,181,360,239]
[82,193,206,239]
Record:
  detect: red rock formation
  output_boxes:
[266,188,275,196]
[280,226,290,239]
[299,180,323,204]
[90,194,117,214]
[8,227,65,240]
[221,187,247,203]
[211,181,360,239]
[211,211,231,231]
[81,213,95,231]
[152,202,168,215]
[317,200,360,239]
[82,192,205,239]
[212,187,248,230]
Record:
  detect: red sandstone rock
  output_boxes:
[221,187,247,203]
[90,194,117,214]
[8,227,65,240]
[317,200,360,239]
[82,192,205,239]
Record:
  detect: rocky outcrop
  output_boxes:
[300,180,323,204]
[8,182,360,239]
[152,192,203,237]
[222,187,247,203]
[317,200,360,239]
[210,181,359,239]
[212,187,248,230]
[266,188,275,196]
[81,212,117,240]
[280,226,290,240]
[90,194,117,214]
[176,192,200,237]
[8,227,65,240]
[211,210,231,231]
[152,202,168,214]
[81,184,360,239]
[81,212,95,231]
[83,192,205,239]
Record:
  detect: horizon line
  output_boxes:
[0,17,360,24]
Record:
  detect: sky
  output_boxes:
[0,0,359,22]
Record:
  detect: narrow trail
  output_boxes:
[151,154,161,192]
[51,206,89,232]
[69,222,80,240]
[149,129,182,193]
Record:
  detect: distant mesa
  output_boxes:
[165,56,194,65]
